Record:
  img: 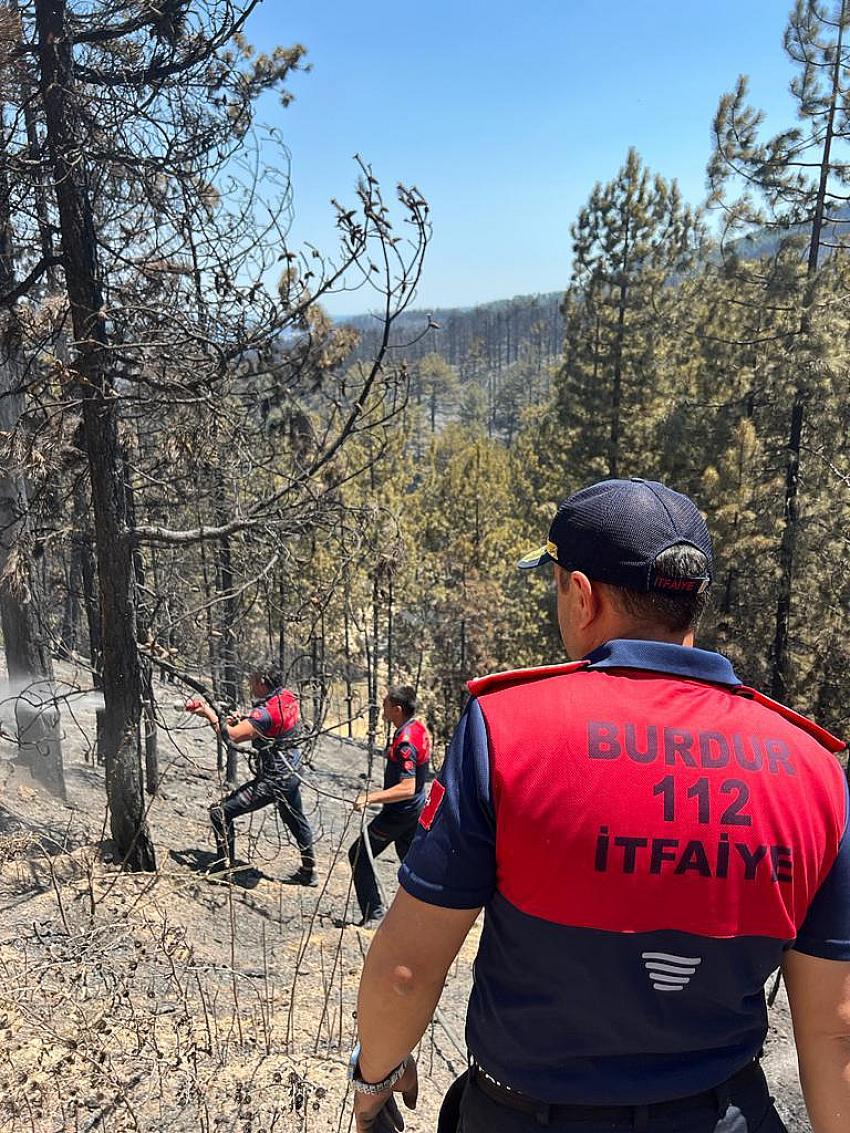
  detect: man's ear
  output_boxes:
[571,571,598,628]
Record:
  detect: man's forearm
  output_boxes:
[798,1037,850,1133]
[784,950,850,1133]
[357,938,447,1082]
[363,781,415,807]
[355,891,479,1082]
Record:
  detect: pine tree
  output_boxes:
[558,149,702,482]
[709,0,850,702]
[413,353,459,434]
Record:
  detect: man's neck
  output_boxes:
[583,627,695,655]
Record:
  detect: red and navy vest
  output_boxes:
[382,718,431,815]
[455,646,849,1104]
[245,688,301,777]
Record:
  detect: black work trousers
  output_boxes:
[210,771,315,871]
[347,809,419,920]
[445,1064,788,1133]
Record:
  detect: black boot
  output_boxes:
[284,849,317,887]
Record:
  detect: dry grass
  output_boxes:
[0,672,470,1132]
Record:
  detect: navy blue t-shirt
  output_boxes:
[380,718,431,818]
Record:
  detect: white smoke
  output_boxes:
[0,678,105,757]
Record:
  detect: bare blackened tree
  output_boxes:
[0,1,428,867]
[0,12,65,797]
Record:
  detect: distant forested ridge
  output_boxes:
[345,292,563,371]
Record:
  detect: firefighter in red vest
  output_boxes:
[188,668,316,886]
[347,685,431,928]
[348,478,850,1133]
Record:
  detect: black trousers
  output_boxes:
[442,1064,788,1133]
[210,771,315,870]
[347,810,419,919]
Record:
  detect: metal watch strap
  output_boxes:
[348,1043,407,1095]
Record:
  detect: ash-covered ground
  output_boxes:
[0,665,809,1131]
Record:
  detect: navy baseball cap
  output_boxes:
[518,478,713,594]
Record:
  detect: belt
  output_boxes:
[469,1059,763,1124]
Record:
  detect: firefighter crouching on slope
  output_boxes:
[347,685,432,928]
[188,667,317,886]
[348,477,850,1133]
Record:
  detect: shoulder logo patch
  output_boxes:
[641,951,702,992]
[419,780,446,830]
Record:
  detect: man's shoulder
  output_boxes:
[404,717,430,739]
[396,718,431,752]
[734,685,846,755]
[246,705,273,736]
[467,661,590,699]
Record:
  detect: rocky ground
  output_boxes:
[0,665,809,1132]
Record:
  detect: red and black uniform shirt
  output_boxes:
[381,718,431,817]
[400,640,850,1106]
[245,688,301,777]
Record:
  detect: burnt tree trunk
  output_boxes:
[386,573,394,688]
[213,476,239,783]
[37,0,154,868]
[197,516,224,771]
[770,1,846,702]
[0,105,65,799]
[73,475,103,685]
[122,447,157,795]
[770,388,805,702]
[59,518,82,656]
[343,597,353,738]
[277,562,287,676]
[0,336,66,799]
[366,574,380,757]
[214,477,239,696]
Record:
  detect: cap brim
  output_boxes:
[517,546,554,571]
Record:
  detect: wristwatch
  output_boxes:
[348,1042,408,1095]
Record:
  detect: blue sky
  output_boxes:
[247,1,797,315]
